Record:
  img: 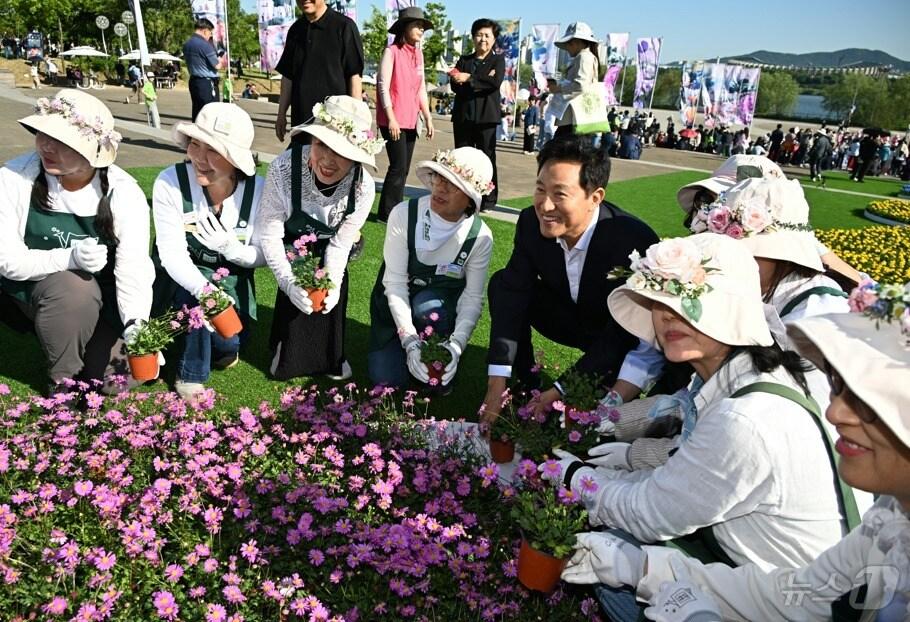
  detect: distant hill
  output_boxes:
[720,48,910,72]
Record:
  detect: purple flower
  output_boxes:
[223,585,246,604]
[164,564,184,582]
[568,430,582,443]
[206,603,227,622]
[540,459,562,481]
[579,476,599,494]
[74,480,94,496]
[94,550,116,571]
[42,596,68,616]
[152,591,179,620]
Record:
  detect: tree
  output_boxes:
[421,2,450,81]
[360,6,388,66]
[754,71,799,117]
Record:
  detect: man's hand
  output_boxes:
[480,376,507,430]
[275,113,288,142]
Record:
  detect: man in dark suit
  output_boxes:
[481,135,660,423]
[450,18,505,212]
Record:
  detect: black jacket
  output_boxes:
[487,201,660,379]
[450,53,505,126]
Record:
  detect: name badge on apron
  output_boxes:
[183,212,199,233]
[436,263,464,278]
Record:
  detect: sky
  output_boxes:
[242,0,910,63]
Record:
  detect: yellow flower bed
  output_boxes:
[816,226,910,282]
[867,198,910,224]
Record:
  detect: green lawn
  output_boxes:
[0,167,879,419]
[796,169,906,198]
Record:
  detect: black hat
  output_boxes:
[388,7,433,35]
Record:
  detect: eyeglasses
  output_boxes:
[824,361,877,424]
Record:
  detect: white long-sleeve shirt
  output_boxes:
[0,152,153,324]
[636,496,910,621]
[382,196,493,351]
[152,164,265,296]
[253,146,374,295]
[580,352,846,571]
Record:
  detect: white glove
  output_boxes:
[441,340,462,385]
[586,442,633,471]
[287,285,313,315]
[193,214,234,253]
[321,287,340,314]
[122,320,144,345]
[155,352,166,379]
[561,532,646,589]
[404,336,429,383]
[596,389,624,435]
[71,237,108,273]
[540,448,586,486]
[644,573,722,622]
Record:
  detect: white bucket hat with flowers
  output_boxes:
[415,147,495,212]
[290,95,384,170]
[689,176,823,272]
[172,102,257,176]
[18,90,122,168]
[677,154,786,214]
[787,279,910,449]
[607,232,774,348]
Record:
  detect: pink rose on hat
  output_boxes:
[740,201,773,234]
[707,205,731,234]
[726,223,745,239]
[641,238,704,283]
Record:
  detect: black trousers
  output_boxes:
[852,157,874,182]
[377,126,418,221]
[453,121,498,211]
[189,76,218,121]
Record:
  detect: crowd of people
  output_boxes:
[0,3,908,621]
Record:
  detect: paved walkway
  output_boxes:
[0,83,891,226]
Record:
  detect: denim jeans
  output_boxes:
[174,286,248,383]
[367,289,452,388]
[592,529,646,622]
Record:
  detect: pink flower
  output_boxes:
[94,550,116,571]
[540,460,561,481]
[643,238,704,283]
[740,201,773,233]
[74,480,93,496]
[42,596,68,616]
[725,223,745,239]
[848,284,878,313]
[152,591,179,620]
[568,430,582,443]
[706,206,731,233]
[579,476,599,494]
[223,585,246,604]
[314,268,326,280]
[206,603,227,622]
[164,564,183,582]
[428,311,439,322]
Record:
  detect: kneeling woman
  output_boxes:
[255,96,380,380]
[368,147,494,388]
[152,103,265,401]
[0,91,153,393]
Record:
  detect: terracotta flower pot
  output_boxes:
[425,361,444,386]
[489,439,515,464]
[128,353,159,382]
[211,305,242,338]
[517,538,567,593]
[306,288,328,313]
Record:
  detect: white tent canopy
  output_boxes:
[60,46,108,58]
[118,50,180,62]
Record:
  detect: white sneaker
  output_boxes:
[326,360,352,381]
[174,379,206,402]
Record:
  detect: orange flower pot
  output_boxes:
[128,353,159,382]
[517,538,567,593]
[489,439,515,463]
[211,305,242,338]
[425,361,444,386]
[307,288,328,313]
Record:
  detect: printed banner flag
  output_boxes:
[192,0,229,70]
[531,24,559,92]
[633,37,661,109]
[717,63,742,125]
[679,61,704,127]
[328,0,356,22]
[494,19,521,112]
[701,63,724,128]
[603,32,628,105]
[257,0,295,72]
[735,67,761,125]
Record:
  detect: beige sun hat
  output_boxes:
[289,96,384,170]
[690,176,823,272]
[608,233,773,349]
[787,281,910,449]
[677,154,785,214]
[415,147,495,211]
[172,102,257,176]
[555,22,598,49]
[18,90,122,168]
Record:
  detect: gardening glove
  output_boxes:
[321,287,340,314]
[287,285,313,315]
[194,214,249,264]
[70,237,108,273]
[562,532,646,589]
[540,448,587,487]
[644,567,722,622]
[122,319,144,346]
[441,340,462,386]
[586,442,633,471]
[403,336,429,384]
[596,389,624,435]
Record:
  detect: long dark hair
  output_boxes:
[722,343,812,397]
[31,161,119,245]
[763,260,820,303]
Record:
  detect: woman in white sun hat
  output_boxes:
[151,102,266,401]
[367,147,494,389]
[0,90,154,394]
[547,22,609,137]
[548,233,856,621]
[561,280,910,622]
[255,95,381,381]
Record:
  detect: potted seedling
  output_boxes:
[289,234,334,312]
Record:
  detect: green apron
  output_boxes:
[151,163,257,320]
[368,198,481,352]
[0,193,121,331]
[283,143,360,256]
[667,381,861,567]
[780,286,848,318]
